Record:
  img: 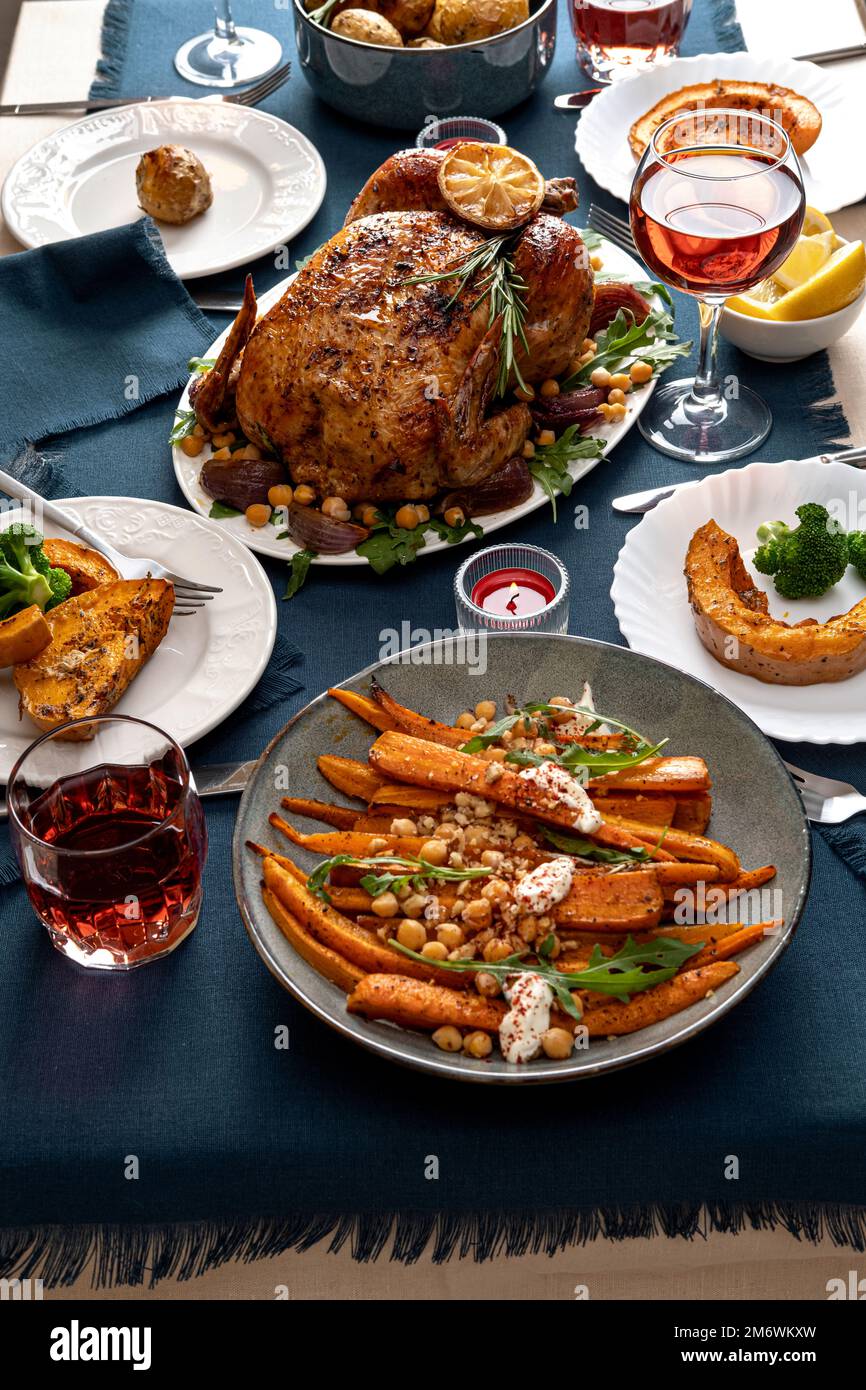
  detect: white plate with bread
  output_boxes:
[612,457,866,745]
[0,496,276,781]
[576,51,866,214]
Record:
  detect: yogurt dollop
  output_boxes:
[500,972,554,1064]
[517,761,602,833]
[514,857,575,915]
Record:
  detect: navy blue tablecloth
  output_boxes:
[1,0,864,1285]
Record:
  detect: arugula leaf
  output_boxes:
[561,306,692,392]
[187,355,216,374]
[208,500,242,520]
[427,516,484,547]
[307,853,492,903]
[541,827,655,864]
[528,427,605,521]
[576,226,604,252]
[356,523,428,575]
[284,548,315,599]
[169,410,198,444]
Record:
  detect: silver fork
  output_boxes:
[588,203,638,256]
[0,62,291,117]
[785,762,866,825]
[0,469,221,617]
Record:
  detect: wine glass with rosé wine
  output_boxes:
[8,716,207,971]
[571,0,693,83]
[629,108,805,463]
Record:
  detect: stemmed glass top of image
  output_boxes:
[629,107,806,464]
[175,1,283,88]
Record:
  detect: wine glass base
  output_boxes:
[638,377,773,465]
[174,27,283,89]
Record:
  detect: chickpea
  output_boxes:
[180,433,203,457]
[484,747,507,763]
[236,444,262,461]
[537,429,556,448]
[432,1026,463,1053]
[539,378,560,398]
[456,711,475,729]
[443,506,465,528]
[267,483,293,508]
[293,484,316,506]
[521,440,536,460]
[433,822,461,843]
[210,446,232,461]
[420,839,448,866]
[590,253,604,271]
[396,919,427,952]
[395,504,421,530]
[578,350,595,367]
[475,700,496,721]
[590,367,611,389]
[463,1030,493,1059]
[321,495,350,521]
[354,502,378,527]
[402,893,427,919]
[597,403,612,422]
[370,891,400,918]
[415,504,430,523]
[211,431,235,448]
[483,939,514,963]
[608,373,632,393]
[582,338,597,354]
[245,504,271,528]
[541,1027,574,1060]
[630,360,654,385]
[474,971,502,998]
[607,388,627,407]
[608,402,627,423]
[421,941,448,961]
[481,877,511,904]
[437,923,465,950]
[462,898,493,931]
[480,849,503,869]
[390,817,418,836]
[193,423,206,438]
[515,384,535,402]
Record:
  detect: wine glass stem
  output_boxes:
[690,298,723,407]
[215,2,238,43]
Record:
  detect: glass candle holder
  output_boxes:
[454,544,570,634]
[8,716,208,971]
[415,116,507,150]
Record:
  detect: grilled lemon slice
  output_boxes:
[437,142,545,232]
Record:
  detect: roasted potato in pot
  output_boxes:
[135,145,213,226]
[331,9,404,44]
[426,0,528,44]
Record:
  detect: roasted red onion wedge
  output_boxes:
[200,456,285,511]
[530,388,606,432]
[285,502,369,554]
[440,457,534,518]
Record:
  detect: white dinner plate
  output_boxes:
[172,235,670,565]
[1,101,326,280]
[612,457,866,745]
[575,51,866,214]
[0,496,277,781]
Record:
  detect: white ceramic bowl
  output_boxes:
[719,284,866,363]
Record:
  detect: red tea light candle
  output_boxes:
[415,116,507,150]
[471,567,556,617]
[455,544,570,635]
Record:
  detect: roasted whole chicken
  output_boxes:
[193,148,594,502]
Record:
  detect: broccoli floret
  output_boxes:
[849,531,866,583]
[753,503,849,600]
[0,523,72,619]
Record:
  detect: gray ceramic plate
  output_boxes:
[232,635,811,1084]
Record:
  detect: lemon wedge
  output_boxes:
[772,230,836,292]
[802,206,834,237]
[728,240,866,321]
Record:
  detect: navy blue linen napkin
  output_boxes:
[0,219,214,466]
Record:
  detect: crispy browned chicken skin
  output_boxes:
[210,153,593,502]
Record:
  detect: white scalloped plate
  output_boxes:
[172,236,666,565]
[575,51,866,214]
[1,102,326,279]
[0,496,277,781]
[612,458,866,745]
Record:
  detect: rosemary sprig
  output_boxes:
[307,0,342,26]
[307,853,493,904]
[405,234,530,396]
[391,932,703,1022]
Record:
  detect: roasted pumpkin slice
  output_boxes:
[685,520,866,686]
[0,605,51,668]
[13,579,174,739]
[629,80,822,160]
[42,538,119,594]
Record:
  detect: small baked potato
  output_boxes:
[135,145,213,226]
[426,0,528,44]
[331,8,404,44]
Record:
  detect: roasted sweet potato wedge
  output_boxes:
[263,886,366,992]
[328,686,398,733]
[13,579,173,739]
[42,538,119,594]
[581,962,739,1035]
[347,974,505,1033]
[279,796,360,830]
[316,754,384,802]
[587,757,711,794]
[369,680,467,747]
[0,605,51,667]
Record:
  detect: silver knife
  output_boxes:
[0,758,255,821]
[611,446,866,515]
[553,89,604,111]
